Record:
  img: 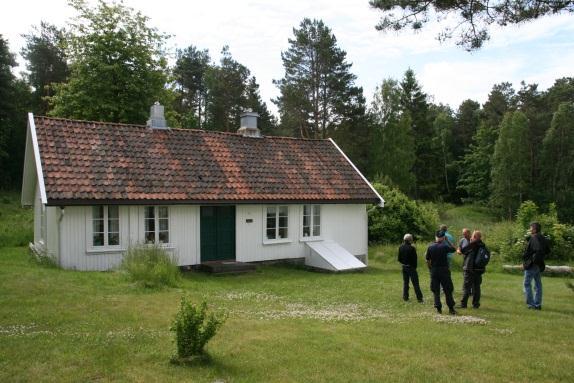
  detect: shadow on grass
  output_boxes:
[169,352,239,376]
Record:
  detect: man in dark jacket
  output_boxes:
[460,230,486,309]
[425,230,457,315]
[398,234,423,302]
[523,222,550,310]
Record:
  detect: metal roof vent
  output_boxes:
[147,101,168,129]
[237,109,261,137]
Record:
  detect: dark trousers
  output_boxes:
[402,265,423,301]
[430,267,455,310]
[461,270,483,308]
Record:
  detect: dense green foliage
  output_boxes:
[49,0,169,124]
[171,298,225,359]
[0,193,32,247]
[120,245,181,288]
[368,183,438,243]
[496,201,574,263]
[369,1,574,50]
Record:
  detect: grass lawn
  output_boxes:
[1,200,573,382]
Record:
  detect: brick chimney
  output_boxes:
[147,101,168,129]
[237,109,261,137]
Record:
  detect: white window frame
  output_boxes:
[300,204,322,241]
[144,206,171,245]
[87,205,122,251]
[263,205,291,244]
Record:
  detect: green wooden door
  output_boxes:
[200,206,236,262]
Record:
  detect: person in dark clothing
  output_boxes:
[425,230,457,315]
[398,234,423,302]
[523,222,550,310]
[460,230,486,309]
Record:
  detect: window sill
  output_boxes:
[299,236,323,243]
[86,247,126,254]
[263,238,292,245]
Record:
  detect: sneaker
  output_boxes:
[449,308,457,315]
[472,305,480,309]
[403,298,409,302]
[436,307,442,314]
[459,303,467,309]
[535,306,542,311]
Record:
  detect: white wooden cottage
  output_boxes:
[21,105,384,271]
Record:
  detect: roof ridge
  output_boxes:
[32,114,330,141]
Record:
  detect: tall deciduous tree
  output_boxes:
[370,78,415,193]
[49,0,169,124]
[491,111,530,216]
[173,45,210,129]
[21,22,68,115]
[369,1,574,50]
[274,18,364,139]
[541,102,574,220]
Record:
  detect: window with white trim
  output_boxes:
[266,206,288,240]
[92,206,120,247]
[302,205,321,238]
[144,206,169,244]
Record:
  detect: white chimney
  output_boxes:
[147,101,168,129]
[237,109,261,137]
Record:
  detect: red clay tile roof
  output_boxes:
[33,116,380,205]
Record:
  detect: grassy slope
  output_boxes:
[1,199,573,382]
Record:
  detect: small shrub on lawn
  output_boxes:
[171,297,226,361]
[121,245,180,288]
[368,183,439,243]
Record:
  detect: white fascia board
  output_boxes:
[29,113,47,204]
[328,138,385,207]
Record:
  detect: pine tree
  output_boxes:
[274,18,364,139]
[399,69,436,199]
[432,111,455,197]
[541,102,574,220]
[173,45,211,129]
[21,22,68,115]
[245,77,277,135]
[453,99,480,159]
[370,78,415,193]
[491,111,530,216]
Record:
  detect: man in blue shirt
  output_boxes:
[425,230,457,315]
[440,224,455,267]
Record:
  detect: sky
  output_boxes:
[2,0,573,115]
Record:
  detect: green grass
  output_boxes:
[0,192,33,247]
[1,198,573,382]
[1,246,573,382]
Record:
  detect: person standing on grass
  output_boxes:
[398,234,424,303]
[460,230,486,309]
[523,222,550,310]
[425,230,457,315]
[457,228,472,296]
[440,224,456,267]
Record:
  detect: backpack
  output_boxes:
[474,246,491,269]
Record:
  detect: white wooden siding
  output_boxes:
[52,202,367,271]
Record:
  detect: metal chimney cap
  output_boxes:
[238,109,261,138]
[147,101,168,129]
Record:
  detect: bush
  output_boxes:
[171,297,226,360]
[120,244,180,288]
[368,183,439,243]
[496,201,574,263]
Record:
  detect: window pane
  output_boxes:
[266,215,276,229]
[313,225,321,237]
[159,231,169,243]
[266,228,276,240]
[278,227,288,239]
[279,215,288,228]
[313,214,320,226]
[303,205,310,216]
[158,207,168,219]
[303,226,310,237]
[267,207,276,216]
[108,219,119,233]
[159,218,168,231]
[108,205,119,219]
[108,232,119,246]
[92,206,104,219]
[278,206,288,216]
[145,206,155,219]
[313,205,321,217]
[93,232,104,246]
[93,219,104,233]
[145,218,155,233]
[303,214,310,228]
[145,231,155,244]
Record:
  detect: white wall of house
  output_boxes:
[37,201,368,271]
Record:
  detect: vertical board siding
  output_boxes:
[55,203,367,270]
